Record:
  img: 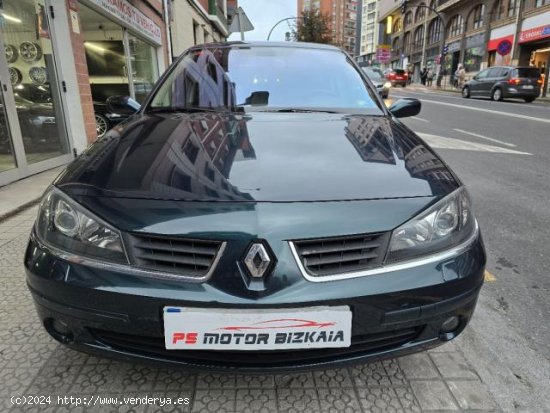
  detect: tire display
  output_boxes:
[19,41,43,62]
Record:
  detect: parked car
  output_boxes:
[363,67,391,98]
[462,66,542,103]
[384,68,408,87]
[25,42,485,371]
[14,84,134,138]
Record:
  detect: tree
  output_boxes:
[294,8,333,45]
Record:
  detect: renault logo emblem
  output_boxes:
[244,242,273,278]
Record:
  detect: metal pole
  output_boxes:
[267,17,300,41]
[238,7,244,41]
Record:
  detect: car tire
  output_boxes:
[524,97,536,103]
[95,114,110,138]
[462,86,470,98]
[491,88,503,102]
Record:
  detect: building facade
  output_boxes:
[298,0,359,55]
[168,0,235,60]
[0,0,170,187]
[378,0,550,94]
[359,0,380,62]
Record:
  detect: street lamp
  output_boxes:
[267,17,304,41]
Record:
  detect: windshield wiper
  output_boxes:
[146,106,231,114]
[255,108,339,114]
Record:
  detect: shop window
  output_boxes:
[464,46,485,72]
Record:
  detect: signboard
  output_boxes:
[496,39,512,56]
[488,35,514,51]
[519,24,550,44]
[82,0,162,45]
[376,45,391,63]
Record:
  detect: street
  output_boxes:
[0,89,549,412]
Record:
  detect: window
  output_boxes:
[535,0,550,6]
[415,3,426,22]
[507,0,518,17]
[448,15,464,37]
[476,69,490,79]
[403,32,411,52]
[487,67,503,77]
[183,139,199,164]
[470,4,485,30]
[413,26,424,49]
[491,0,505,20]
[392,37,401,53]
[404,12,413,27]
[393,18,402,33]
[428,19,441,44]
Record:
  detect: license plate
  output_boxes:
[396,76,403,80]
[163,306,352,350]
[523,85,534,89]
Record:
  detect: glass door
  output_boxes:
[0,0,71,185]
[126,33,159,103]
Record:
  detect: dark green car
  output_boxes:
[25,42,485,371]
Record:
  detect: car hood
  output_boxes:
[55,111,458,203]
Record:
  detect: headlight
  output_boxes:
[35,187,127,264]
[386,187,476,262]
[384,82,392,89]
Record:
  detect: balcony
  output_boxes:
[208,0,229,36]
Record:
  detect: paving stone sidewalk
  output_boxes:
[0,207,500,412]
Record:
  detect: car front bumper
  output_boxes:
[25,230,486,372]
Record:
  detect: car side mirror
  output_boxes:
[106,95,141,115]
[473,75,478,80]
[388,98,421,118]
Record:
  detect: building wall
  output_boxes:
[360,0,380,59]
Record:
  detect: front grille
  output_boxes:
[91,326,422,368]
[292,232,390,277]
[126,234,224,278]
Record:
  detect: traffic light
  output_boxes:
[401,0,408,14]
[442,44,449,55]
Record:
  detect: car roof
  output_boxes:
[189,41,343,52]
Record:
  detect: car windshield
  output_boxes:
[147,45,382,113]
[363,68,384,80]
[512,68,541,78]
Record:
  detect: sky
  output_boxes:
[227,0,297,42]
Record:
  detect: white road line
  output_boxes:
[416,98,550,124]
[453,128,517,147]
[411,116,429,123]
[416,132,532,155]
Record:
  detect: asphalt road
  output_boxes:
[392,87,550,411]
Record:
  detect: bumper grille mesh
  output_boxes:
[292,232,389,277]
[126,234,223,278]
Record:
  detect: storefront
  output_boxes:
[464,33,485,73]
[517,11,550,97]
[0,0,167,186]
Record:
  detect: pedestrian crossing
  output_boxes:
[415,132,532,155]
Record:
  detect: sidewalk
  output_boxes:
[0,167,64,222]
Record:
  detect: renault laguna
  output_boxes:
[25,42,486,371]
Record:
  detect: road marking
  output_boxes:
[416,98,550,124]
[453,128,516,147]
[411,116,430,123]
[416,132,532,155]
[484,270,497,282]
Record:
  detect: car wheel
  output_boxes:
[462,86,470,98]
[524,97,535,103]
[95,114,110,138]
[491,88,503,102]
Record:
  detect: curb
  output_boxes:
[0,198,41,224]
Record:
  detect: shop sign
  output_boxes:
[519,24,550,44]
[376,45,391,63]
[83,0,162,45]
[447,41,460,53]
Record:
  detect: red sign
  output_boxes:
[497,39,513,56]
[519,24,550,44]
[488,35,514,51]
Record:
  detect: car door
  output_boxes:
[482,68,503,97]
[469,69,490,95]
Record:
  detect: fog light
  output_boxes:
[440,316,460,334]
[46,318,74,343]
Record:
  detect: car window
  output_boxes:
[394,69,405,75]
[475,69,490,79]
[487,68,502,78]
[148,46,382,112]
[512,68,541,78]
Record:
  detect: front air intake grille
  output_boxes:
[292,232,390,277]
[126,234,224,278]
